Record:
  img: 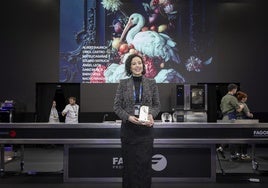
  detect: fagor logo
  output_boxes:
[112,157,123,169]
[152,154,167,171]
[253,130,268,137]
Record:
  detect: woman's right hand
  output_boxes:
[128,115,140,125]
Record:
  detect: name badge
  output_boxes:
[134,104,141,116]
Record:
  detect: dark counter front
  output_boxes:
[64,144,215,182]
[1,123,268,143]
[1,122,268,182]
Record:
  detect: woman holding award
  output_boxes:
[114,54,160,188]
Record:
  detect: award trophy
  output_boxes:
[138,106,149,122]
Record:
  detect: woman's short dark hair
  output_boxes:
[125,54,146,76]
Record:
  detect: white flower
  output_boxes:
[185,56,202,72]
[101,0,122,12]
[164,3,174,14]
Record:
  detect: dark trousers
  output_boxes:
[121,138,153,188]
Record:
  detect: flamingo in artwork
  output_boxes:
[120,13,180,64]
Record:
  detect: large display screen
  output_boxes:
[60,0,216,83]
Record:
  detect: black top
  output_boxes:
[133,76,142,104]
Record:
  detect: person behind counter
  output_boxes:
[49,100,59,123]
[218,84,244,160]
[62,97,79,124]
[236,91,253,119]
[113,54,160,188]
[220,83,244,120]
[235,91,253,160]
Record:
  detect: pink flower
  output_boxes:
[90,65,107,83]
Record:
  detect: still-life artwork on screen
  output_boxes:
[60,0,215,83]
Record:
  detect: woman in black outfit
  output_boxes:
[114,54,160,188]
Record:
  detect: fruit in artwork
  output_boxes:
[112,38,121,49]
[150,25,157,31]
[158,24,167,32]
[119,43,129,54]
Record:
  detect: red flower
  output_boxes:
[143,56,157,78]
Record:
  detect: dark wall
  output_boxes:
[80,83,174,112]
[212,0,267,113]
[0,0,268,115]
[0,0,59,112]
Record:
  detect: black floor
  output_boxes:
[1,145,268,188]
[1,173,268,188]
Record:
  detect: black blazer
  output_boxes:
[114,76,160,122]
[114,76,161,140]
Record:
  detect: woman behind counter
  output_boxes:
[49,100,59,123]
[113,54,160,188]
[236,91,253,119]
[236,91,253,160]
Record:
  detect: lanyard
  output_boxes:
[71,105,77,114]
[133,84,143,103]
